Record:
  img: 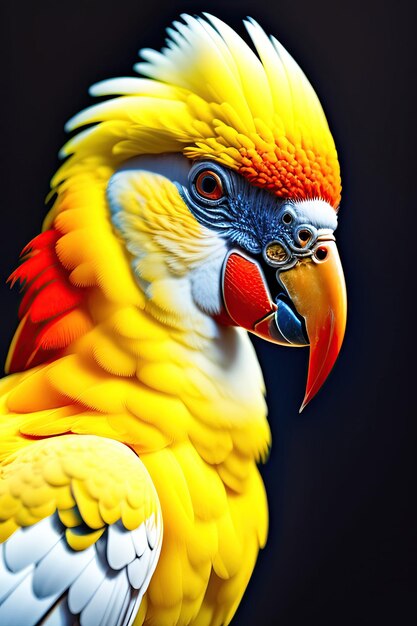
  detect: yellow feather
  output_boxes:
[65,526,105,551]
[58,506,83,527]
[1,15,333,625]
[52,14,340,206]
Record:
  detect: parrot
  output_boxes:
[0,13,347,626]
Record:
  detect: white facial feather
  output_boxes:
[292,199,338,230]
[106,163,228,340]
[189,238,227,315]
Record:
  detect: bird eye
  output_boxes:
[194,170,224,201]
[282,212,293,225]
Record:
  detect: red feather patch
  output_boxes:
[7,229,91,373]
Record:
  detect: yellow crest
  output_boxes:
[56,14,341,208]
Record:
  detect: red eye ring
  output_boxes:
[195,170,224,200]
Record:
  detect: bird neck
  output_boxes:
[4,169,271,479]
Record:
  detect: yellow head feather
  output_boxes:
[55,14,341,208]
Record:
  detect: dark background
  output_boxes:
[1,0,416,623]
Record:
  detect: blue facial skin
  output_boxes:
[112,155,327,346]
[178,160,318,346]
[178,161,290,255]
[178,159,336,252]
[114,155,336,259]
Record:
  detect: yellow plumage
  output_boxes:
[0,159,270,622]
[0,13,343,626]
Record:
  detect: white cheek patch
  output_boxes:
[107,162,228,322]
[189,238,228,315]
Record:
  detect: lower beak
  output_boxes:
[221,242,347,410]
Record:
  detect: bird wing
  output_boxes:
[0,435,162,626]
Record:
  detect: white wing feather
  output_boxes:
[4,516,63,573]
[0,512,162,626]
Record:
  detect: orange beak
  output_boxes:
[220,240,347,410]
[279,240,347,411]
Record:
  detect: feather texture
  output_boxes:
[6,230,91,374]
[57,14,340,207]
[0,13,338,626]
[0,437,162,626]
[0,513,161,626]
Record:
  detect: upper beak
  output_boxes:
[279,241,347,410]
[220,241,347,410]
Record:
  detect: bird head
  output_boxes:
[105,150,346,411]
[8,14,347,411]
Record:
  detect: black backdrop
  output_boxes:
[1,1,416,623]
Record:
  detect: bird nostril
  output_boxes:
[265,242,289,264]
[282,212,293,225]
[315,246,328,261]
[298,229,312,244]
